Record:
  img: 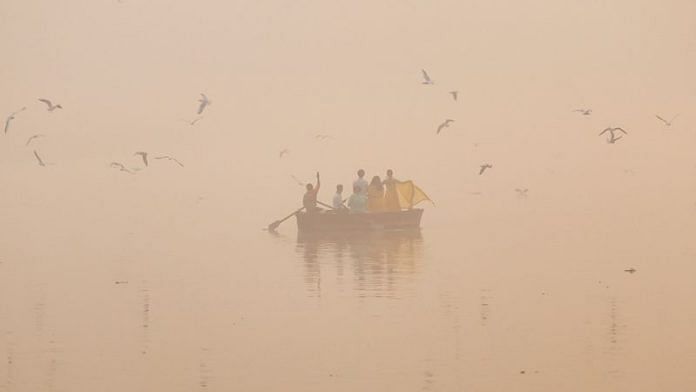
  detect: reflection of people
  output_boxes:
[353,169,368,196]
[332,184,346,210]
[382,169,401,211]
[302,172,321,212]
[347,184,367,212]
[367,176,384,212]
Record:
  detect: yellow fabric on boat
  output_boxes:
[395,181,434,209]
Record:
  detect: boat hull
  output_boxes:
[295,209,423,232]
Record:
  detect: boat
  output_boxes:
[295,208,424,232]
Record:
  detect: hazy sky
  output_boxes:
[1,0,695,222]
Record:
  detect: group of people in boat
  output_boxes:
[303,169,402,213]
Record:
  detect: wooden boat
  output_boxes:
[295,208,424,232]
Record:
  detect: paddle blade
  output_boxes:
[267,220,281,232]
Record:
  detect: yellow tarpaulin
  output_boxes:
[395,181,434,209]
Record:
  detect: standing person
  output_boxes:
[367,176,385,212]
[302,172,321,212]
[332,184,346,210]
[383,169,401,211]
[347,184,367,213]
[353,169,368,196]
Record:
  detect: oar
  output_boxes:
[267,206,305,232]
[317,201,335,210]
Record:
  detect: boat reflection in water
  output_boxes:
[295,229,424,297]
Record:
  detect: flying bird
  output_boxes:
[154,155,184,167]
[25,134,46,146]
[436,119,454,134]
[180,117,203,126]
[655,114,679,127]
[315,134,333,141]
[449,91,458,101]
[624,268,636,274]
[110,162,134,174]
[4,107,26,134]
[38,99,63,112]
[479,164,492,175]
[573,108,592,116]
[197,93,211,114]
[279,149,290,158]
[290,175,305,187]
[599,127,627,139]
[33,150,47,167]
[134,151,149,166]
[515,188,528,197]
[421,69,434,85]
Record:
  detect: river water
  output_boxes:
[1,164,695,392]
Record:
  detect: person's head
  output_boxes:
[357,169,365,178]
[370,176,382,188]
[336,184,343,193]
[353,184,361,194]
[306,183,313,192]
[386,169,393,178]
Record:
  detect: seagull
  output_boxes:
[197,93,211,114]
[315,134,333,141]
[180,117,203,126]
[449,91,458,101]
[154,155,184,167]
[279,149,290,158]
[33,150,47,167]
[573,108,592,116]
[110,162,134,174]
[25,134,46,146]
[599,127,627,139]
[479,164,492,175]
[38,99,63,112]
[515,188,528,197]
[655,114,679,127]
[4,107,26,134]
[436,119,454,134]
[290,175,305,186]
[134,151,149,166]
[421,69,434,85]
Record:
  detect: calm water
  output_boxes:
[1,172,695,392]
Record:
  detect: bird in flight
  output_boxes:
[573,108,592,116]
[279,149,290,158]
[33,150,49,167]
[449,91,458,101]
[25,134,46,146]
[154,155,184,167]
[436,119,454,134]
[110,162,135,174]
[4,107,26,134]
[38,98,63,112]
[134,151,149,166]
[655,114,679,127]
[421,69,434,85]
[515,188,528,197]
[624,268,636,274]
[315,134,333,141]
[197,93,211,114]
[479,164,493,175]
[290,175,305,187]
[599,127,627,139]
[180,117,203,126]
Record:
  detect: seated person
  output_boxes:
[332,184,347,211]
[347,184,367,213]
[302,172,321,212]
